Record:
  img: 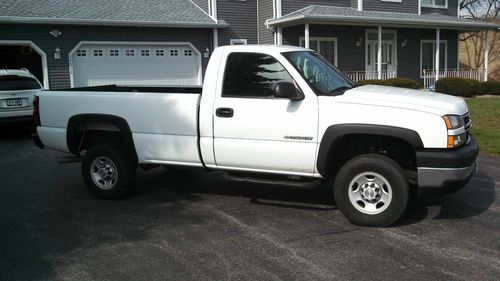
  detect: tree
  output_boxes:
[459,0,500,81]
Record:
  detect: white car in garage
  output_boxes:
[0,69,42,123]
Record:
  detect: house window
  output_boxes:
[420,40,447,75]
[184,50,193,56]
[76,49,86,57]
[222,52,295,98]
[421,0,447,8]
[230,39,248,45]
[125,49,135,57]
[93,49,103,57]
[156,49,165,56]
[141,49,150,56]
[299,37,338,66]
[170,50,179,56]
[109,49,120,57]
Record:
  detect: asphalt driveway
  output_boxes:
[0,124,499,281]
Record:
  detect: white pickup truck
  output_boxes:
[34,45,478,226]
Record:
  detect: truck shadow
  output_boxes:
[0,122,35,140]
[396,171,496,226]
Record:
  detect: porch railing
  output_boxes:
[422,68,486,90]
[344,71,396,83]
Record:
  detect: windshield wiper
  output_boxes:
[328,86,352,95]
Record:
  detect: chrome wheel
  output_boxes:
[348,171,392,215]
[90,156,118,190]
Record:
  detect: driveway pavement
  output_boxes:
[0,124,499,281]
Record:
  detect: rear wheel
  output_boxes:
[333,154,409,227]
[82,143,136,199]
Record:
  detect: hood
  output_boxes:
[337,85,468,116]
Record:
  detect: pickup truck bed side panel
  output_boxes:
[38,91,202,165]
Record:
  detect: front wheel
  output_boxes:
[82,143,136,199]
[333,154,409,227]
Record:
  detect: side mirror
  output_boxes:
[274,82,304,100]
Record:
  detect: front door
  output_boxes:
[365,31,396,78]
[212,52,318,175]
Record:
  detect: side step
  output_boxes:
[222,172,321,189]
[56,155,83,164]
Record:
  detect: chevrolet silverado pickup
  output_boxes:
[34,45,478,226]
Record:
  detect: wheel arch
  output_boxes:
[67,114,138,163]
[317,124,424,177]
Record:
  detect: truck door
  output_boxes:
[212,52,318,175]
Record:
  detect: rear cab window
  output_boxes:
[0,76,42,91]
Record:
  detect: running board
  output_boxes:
[222,172,321,189]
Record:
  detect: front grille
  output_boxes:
[463,113,472,144]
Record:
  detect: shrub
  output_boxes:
[357,79,391,86]
[435,77,473,97]
[386,78,420,89]
[467,79,482,96]
[478,80,500,96]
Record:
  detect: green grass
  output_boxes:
[466,97,500,156]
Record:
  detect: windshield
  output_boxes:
[0,76,42,91]
[282,51,355,96]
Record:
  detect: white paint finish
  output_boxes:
[377,26,382,79]
[69,41,202,87]
[435,28,440,81]
[484,31,489,81]
[37,127,68,152]
[358,0,363,11]
[277,26,283,45]
[213,28,219,49]
[133,133,200,164]
[305,23,310,49]
[418,0,422,15]
[0,40,49,88]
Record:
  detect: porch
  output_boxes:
[267,5,499,89]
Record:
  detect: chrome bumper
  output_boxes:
[417,162,477,188]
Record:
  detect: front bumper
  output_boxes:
[416,136,479,195]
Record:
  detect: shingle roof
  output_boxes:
[0,0,227,28]
[267,5,499,30]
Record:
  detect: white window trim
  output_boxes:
[421,0,448,9]
[298,36,338,67]
[230,39,248,45]
[364,29,398,76]
[381,0,402,3]
[420,39,448,77]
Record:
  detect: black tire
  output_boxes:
[82,143,136,199]
[333,153,409,227]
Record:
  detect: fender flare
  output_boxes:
[67,114,137,162]
[316,124,424,176]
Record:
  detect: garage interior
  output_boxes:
[0,45,43,82]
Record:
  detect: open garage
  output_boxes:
[0,42,46,87]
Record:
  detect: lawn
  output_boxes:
[466,97,500,156]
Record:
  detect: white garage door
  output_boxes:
[70,43,201,87]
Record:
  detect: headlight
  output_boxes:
[442,115,464,130]
[443,115,466,148]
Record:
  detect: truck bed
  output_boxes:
[50,84,203,94]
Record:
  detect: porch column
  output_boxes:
[484,30,489,81]
[377,26,382,79]
[435,28,440,81]
[305,23,310,48]
[276,26,283,45]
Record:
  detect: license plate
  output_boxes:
[6,98,22,106]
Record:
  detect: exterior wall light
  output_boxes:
[355,37,363,47]
[54,46,61,60]
[49,29,62,38]
[204,47,210,58]
[401,38,408,47]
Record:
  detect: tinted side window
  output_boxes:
[0,76,41,91]
[223,53,294,98]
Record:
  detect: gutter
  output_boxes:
[0,16,228,28]
[266,14,500,30]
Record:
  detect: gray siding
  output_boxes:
[258,0,274,44]
[217,0,258,46]
[351,0,358,9]
[283,24,365,71]
[282,0,351,15]
[0,24,211,89]
[363,0,418,14]
[283,24,458,84]
[421,0,458,17]
[191,0,209,13]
